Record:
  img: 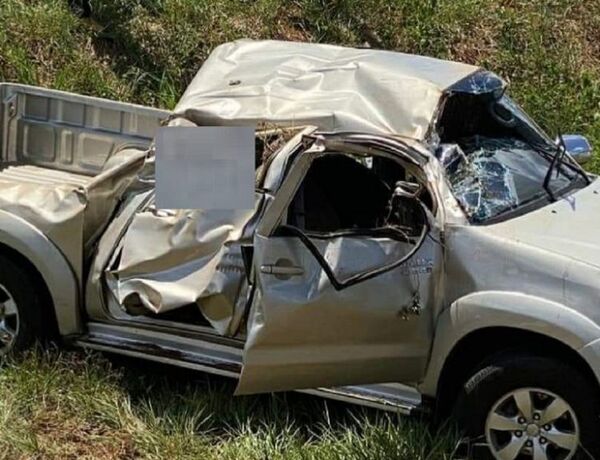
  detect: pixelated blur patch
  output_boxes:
[155,126,255,209]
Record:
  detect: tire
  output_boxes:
[453,352,600,460]
[0,253,50,354]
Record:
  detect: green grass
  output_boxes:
[0,350,458,459]
[0,0,599,457]
[1,0,599,171]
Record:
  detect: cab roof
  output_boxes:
[173,40,490,140]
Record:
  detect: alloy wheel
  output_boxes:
[485,387,579,460]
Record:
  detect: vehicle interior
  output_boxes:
[286,152,431,239]
[275,151,432,289]
[437,92,515,144]
[437,89,555,146]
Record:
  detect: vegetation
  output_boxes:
[0,0,598,457]
[0,0,598,170]
[0,350,457,459]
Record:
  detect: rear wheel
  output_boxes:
[453,353,600,459]
[0,254,48,354]
[0,283,19,352]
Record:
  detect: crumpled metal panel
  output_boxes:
[99,126,310,334]
[174,40,478,139]
[104,196,263,335]
[0,166,88,272]
[0,148,146,279]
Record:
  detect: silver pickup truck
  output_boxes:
[1,40,599,459]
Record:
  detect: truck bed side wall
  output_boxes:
[0,83,169,174]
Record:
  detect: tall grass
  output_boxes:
[0,350,458,459]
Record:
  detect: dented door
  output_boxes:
[236,146,443,395]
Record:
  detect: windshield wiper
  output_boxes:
[542,134,566,200]
[542,133,590,200]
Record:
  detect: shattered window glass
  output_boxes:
[448,70,506,96]
[441,136,576,223]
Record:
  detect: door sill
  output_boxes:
[302,384,423,414]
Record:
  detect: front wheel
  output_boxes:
[453,353,600,460]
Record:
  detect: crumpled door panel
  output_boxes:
[104,197,262,335]
[236,231,441,394]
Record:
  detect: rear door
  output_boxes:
[237,138,443,394]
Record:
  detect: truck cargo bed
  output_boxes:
[0,83,169,279]
[0,164,92,187]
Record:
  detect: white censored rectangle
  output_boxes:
[155,126,255,210]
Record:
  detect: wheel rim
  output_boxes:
[485,387,579,460]
[0,283,18,353]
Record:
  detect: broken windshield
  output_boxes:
[436,89,590,223]
[440,136,582,223]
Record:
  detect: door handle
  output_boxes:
[260,259,304,278]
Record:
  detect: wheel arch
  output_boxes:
[0,210,82,336]
[432,326,599,419]
[420,291,600,418]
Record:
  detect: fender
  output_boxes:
[419,290,600,397]
[0,210,81,336]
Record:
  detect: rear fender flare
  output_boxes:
[0,210,81,336]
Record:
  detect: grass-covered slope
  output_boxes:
[1,0,599,169]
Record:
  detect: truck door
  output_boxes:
[236,137,442,394]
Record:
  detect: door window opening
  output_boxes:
[277,152,433,290]
[286,153,432,238]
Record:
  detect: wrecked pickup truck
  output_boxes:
[1,39,599,459]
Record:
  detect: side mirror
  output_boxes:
[558,134,593,165]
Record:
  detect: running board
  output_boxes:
[76,322,243,378]
[302,384,423,414]
[76,322,424,415]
